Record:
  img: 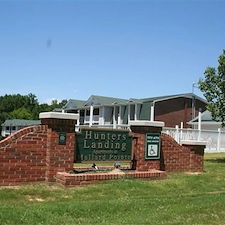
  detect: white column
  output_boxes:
[198,111,202,141]
[113,105,116,129]
[175,125,179,143]
[101,106,105,125]
[134,104,138,121]
[89,105,93,127]
[180,122,183,140]
[118,105,122,125]
[84,109,87,124]
[217,128,221,152]
[77,110,80,126]
[128,105,130,123]
[150,104,154,121]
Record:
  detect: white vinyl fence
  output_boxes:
[162,127,225,153]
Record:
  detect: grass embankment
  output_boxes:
[1,153,225,224]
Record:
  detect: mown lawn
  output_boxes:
[1,153,225,225]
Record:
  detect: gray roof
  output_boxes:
[84,95,129,106]
[63,99,86,109]
[188,110,221,124]
[140,93,207,104]
[64,95,129,110]
[2,119,41,127]
[63,93,207,109]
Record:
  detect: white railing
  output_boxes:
[84,115,100,124]
[162,127,225,153]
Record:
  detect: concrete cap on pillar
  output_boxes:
[180,140,207,146]
[39,112,79,120]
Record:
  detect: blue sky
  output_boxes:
[1,0,225,103]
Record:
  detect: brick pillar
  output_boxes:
[40,112,78,182]
[129,121,165,171]
[180,140,206,172]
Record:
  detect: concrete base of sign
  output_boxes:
[180,140,207,146]
[129,120,165,127]
[39,112,79,120]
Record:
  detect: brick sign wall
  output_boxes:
[0,119,205,187]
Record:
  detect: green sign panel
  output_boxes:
[59,132,66,145]
[145,133,161,159]
[76,128,132,161]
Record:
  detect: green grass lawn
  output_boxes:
[1,153,225,225]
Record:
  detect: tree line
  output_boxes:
[0,93,67,137]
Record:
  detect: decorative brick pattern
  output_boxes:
[161,133,204,172]
[161,133,190,172]
[0,118,76,186]
[0,125,47,186]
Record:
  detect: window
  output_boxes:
[80,110,85,116]
[86,108,99,116]
[86,110,90,116]
[93,108,99,115]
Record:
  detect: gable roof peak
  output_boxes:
[84,95,129,106]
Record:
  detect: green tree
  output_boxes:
[198,50,225,126]
[0,94,27,112]
[31,104,52,119]
[50,99,68,110]
[0,93,68,137]
[10,107,33,120]
[25,93,38,108]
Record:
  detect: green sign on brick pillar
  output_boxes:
[145,133,161,159]
[59,132,67,145]
[76,128,132,161]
